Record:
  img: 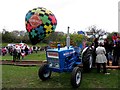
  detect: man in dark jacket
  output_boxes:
[92,38,99,67]
[104,39,109,65]
[13,48,17,62]
[112,42,120,66]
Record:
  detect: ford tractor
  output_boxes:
[38,27,93,88]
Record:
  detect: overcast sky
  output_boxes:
[0,0,119,33]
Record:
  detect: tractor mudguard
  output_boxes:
[81,47,93,72]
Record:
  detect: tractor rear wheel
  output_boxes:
[71,67,82,88]
[82,48,93,72]
[38,64,52,81]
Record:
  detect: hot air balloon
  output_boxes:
[25,7,57,45]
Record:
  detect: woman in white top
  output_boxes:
[96,43,110,74]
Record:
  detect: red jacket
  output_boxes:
[112,35,117,41]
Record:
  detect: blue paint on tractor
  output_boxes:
[46,46,82,73]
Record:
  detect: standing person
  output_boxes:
[82,40,86,49]
[16,46,21,60]
[107,41,113,65]
[96,43,110,74]
[21,49,25,60]
[35,46,38,53]
[13,48,17,62]
[18,49,21,60]
[104,39,109,66]
[112,42,120,66]
[24,45,29,55]
[112,33,120,46]
[92,38,99,67]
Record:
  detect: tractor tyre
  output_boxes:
[82,48,93,72]
[71,67,82,88]
[38,64,52,81]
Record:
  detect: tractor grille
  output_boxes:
[48,58,59,68]
[47,52,59,68]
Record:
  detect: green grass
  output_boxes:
[23,51,46,60]
[2,65,119,89]
[1,51,46,61]
[1,43,10,47]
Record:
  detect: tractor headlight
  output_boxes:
[55,63,59,68]
[49,62,52,67]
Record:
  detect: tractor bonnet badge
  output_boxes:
[47,52,58,58]
[64,51,74,56]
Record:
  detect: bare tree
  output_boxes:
[88,25,107,39]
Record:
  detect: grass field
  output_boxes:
[1,51,46,61]
[2,65,120,89]
[1,43,120,89]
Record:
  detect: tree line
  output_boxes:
[1,27,119,47]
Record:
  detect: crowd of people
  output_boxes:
[92,33,120,74]
[1,43,44,61]
[12,44,31,61]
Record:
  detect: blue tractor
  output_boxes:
[38,27,93,88]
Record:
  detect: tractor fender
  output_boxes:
[81,46,94,72]
[81,47,88,58]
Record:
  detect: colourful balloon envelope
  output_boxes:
[25,7,57,45]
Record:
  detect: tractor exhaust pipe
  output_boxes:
[66,26,70,49]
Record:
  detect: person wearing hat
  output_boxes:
[96,43,110,74]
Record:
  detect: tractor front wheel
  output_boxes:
[38,64,52,81]
[71,67,82,88]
